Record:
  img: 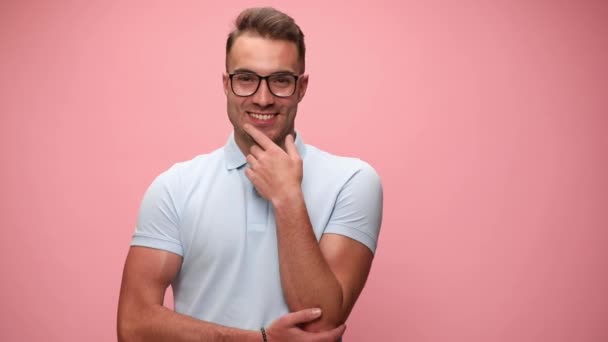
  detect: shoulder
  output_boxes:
[305,145,383,253]
[157,146,225,184]
[303,144,382,188]
[141,146,226,208]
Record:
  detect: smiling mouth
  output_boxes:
[248,112,277,121]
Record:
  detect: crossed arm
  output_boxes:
[243,124,376,331]
[118,125,380,341]
[118,236,371,341]
[118,247,260,341]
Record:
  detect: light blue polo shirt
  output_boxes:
[131,132,383,330]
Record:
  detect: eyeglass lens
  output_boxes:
[231,73,297,97]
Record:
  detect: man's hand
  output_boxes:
[243,124,303,204]
[266,308,346,342]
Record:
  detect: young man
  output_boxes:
[118,7,382,342]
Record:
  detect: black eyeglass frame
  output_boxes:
[228,72,301,98]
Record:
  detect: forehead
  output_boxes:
[227,33,300,74]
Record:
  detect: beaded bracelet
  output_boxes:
[260,327,268,342]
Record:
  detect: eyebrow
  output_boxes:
[232,68,297,76]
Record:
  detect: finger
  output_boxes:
[243,123,275,150]
[244,167,255,181]
[281,308,322,326]
[314,324,346,342]
[250,144,264,158]
[246,154,259,170]
[284,134,299,157]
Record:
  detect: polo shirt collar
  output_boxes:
[224,131,307,170]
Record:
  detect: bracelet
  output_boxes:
[260,327,268,342]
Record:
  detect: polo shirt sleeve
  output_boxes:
[324,162,383,254]
[130,166,184,256]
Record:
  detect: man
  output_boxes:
[118,7,382,342]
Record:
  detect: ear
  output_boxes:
[222,73,229,96]
[297,74,309,102]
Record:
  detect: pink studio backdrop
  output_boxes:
[1,1,607,341]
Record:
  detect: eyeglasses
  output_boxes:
[228,72,300,98]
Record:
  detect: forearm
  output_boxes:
[118,303,260,342]
[272,191,345,331]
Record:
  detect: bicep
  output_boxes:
[319,233,374,319]
[318,163,383,319]
[119,246,183,309]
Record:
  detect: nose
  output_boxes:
[251,78,275,107]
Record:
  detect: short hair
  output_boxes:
[226,7,306,72]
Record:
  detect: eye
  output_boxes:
[234,74,257,83]
[270,75,293,85]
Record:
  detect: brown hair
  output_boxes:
[226,7,306,72]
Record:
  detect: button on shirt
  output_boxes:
[131,132,383,330]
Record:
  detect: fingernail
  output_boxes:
[312,308,322,316]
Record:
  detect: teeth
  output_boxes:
[250,113,275,120]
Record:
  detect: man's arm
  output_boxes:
[117,246,261,342]
[243,124,381,332]
[118,246,347,342]
[273,196,374,332]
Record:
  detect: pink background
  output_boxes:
[1,0,607,341]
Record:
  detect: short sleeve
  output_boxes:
[131,166,184,256]
[324,162,383,253]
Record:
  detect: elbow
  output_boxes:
[117,306,145,342]
[117,316,139,342]
[118,302,166,342]
[301,319,343,333]
[118,318,152,342]
[117,322,133,342]
[300,309,345,333]
[302,321,341,333]
[299,290,346,332]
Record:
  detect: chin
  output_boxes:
[264,131,284,145]
[259,127,281,140]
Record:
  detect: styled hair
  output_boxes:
[226,7,306,72]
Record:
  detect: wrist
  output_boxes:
[271,186,304,209]
[242,329,264,342]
